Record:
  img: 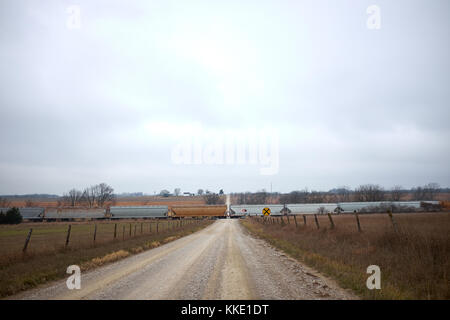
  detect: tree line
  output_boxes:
[231,183,443,204]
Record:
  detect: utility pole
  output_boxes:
[270,182,273,204]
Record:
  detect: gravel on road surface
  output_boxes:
[12,219,356,300]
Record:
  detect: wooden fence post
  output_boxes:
[280,216,284,225]
[129,223,132,236]
[134,224,137,236]
[303,215,307,226]
[314,214,320,229]
[141,223,143,234]
[23,228,33,253]
[65,225,72,247]
[287,215,290,224]
[93,224,97,243]
[156,221,159,233]
[327,213,335,229]
[355,213,362,232]
[293,215,298,228]
[149,222,152,233]
[388,211,398,232]
[114,223,117,239]
[123,225,125,240]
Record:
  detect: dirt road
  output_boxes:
[14,219,355,300]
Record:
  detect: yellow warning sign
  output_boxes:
[263,207,271,216]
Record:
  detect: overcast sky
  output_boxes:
[1,0,449,195]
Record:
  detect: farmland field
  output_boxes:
[0,218,212,297]
[241,212,450,299]
[0,220,183,259]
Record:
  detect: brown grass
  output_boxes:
[82,250,130,269]
[0,220,190,263]
[0,219,213,298]
[240,212,450,300]
[6,195,206,208]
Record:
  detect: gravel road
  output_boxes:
[13,219,356,300]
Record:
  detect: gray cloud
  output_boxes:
[1,0,449,194]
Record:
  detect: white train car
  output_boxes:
[45,208,106,220]
[110,206,169,219]
[0,207,45,221]
[287,203,338,214]
[229,205,285,216]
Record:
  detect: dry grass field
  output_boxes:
[241,212,450,300]
[0,220,187,260]
[0,219,213,298]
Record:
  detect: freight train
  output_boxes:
[0,200,443,222]
[0,205,229,221]
[228,201,442,217]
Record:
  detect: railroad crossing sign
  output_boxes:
[263,207,271,216]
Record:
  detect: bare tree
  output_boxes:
[425,182,441,200]
[76,184,115,207]
[83,186,97,208]
[412,183,440,200]
[97,183,115,207]
[251,190,268,204]
[203,193,224,205]
[197,189,204,196]
[174,188,181,196]
[63,188,84,207]
[390,185,403,201]
[354,184,385,202]
[235,192,249,205]
[307,191,325,203]
[279,189,309,204]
